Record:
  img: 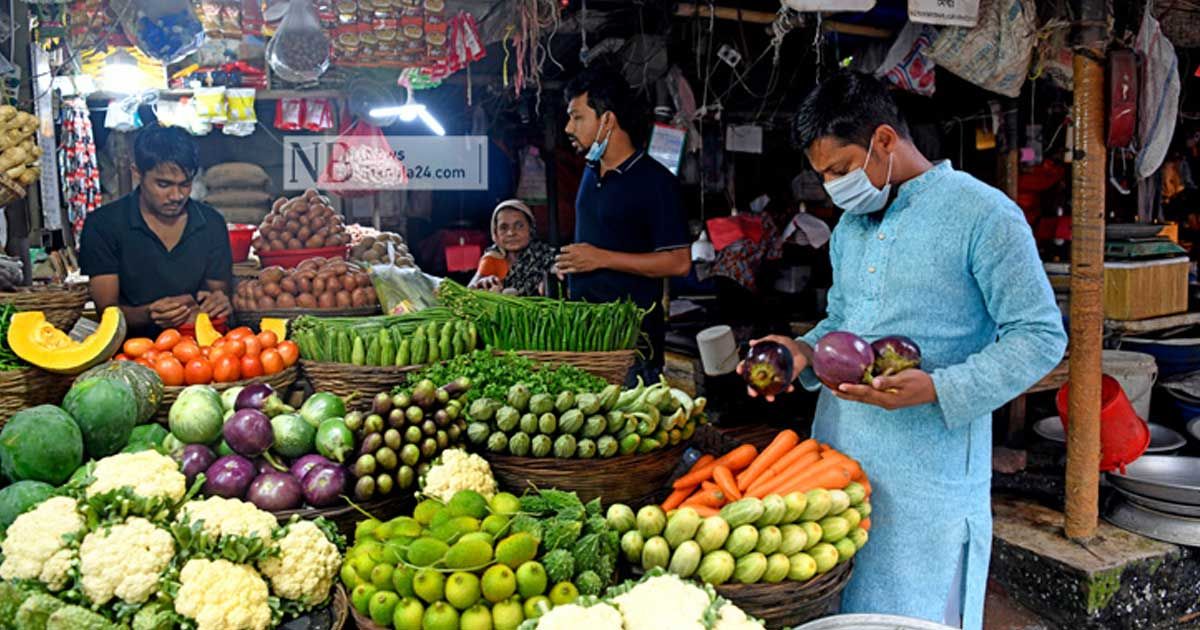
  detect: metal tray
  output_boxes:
[1107,223,1165,240]
[1113,486,1200,518]
[1104,494,1200,546]
[1033,417,1185,453]
[1107,456,1200,506]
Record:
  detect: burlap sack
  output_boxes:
[205,162,271,189]
[217,206,269,224]
[205,189,273,207]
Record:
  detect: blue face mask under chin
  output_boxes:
[586,122,614,164]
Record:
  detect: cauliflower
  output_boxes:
[258,520,341,606]
[610,574,716,630]
[0,496,83,591]
[420,448,497,503]
[535,602,624,630]
[86,451,186,503]
[174,558,271,630]
[78,517,174,606]
[178,497,278,540]
[714,603,765,630]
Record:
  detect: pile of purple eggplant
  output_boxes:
[741,333,922,396]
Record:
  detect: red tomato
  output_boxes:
[134,358,154,369]
[154,329,182,352]
[260,349,284,375]
[155,356,185,386]
[173,341,202,363]
[276,341,300,367]
[213,354,241,383]
[242,336,262,358]
[185,359,214,385]
[113,353,131,362]
[224,339,246,358]
[240,355,264,379]
[123,338,154,358]
[227,327,255,341]
[142,349,160,363]
[256,330,278,349]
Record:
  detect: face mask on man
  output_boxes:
[586,114,615,164]
[823,137,894,215]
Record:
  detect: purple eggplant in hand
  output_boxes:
[741,341,796,397]
[813,331,876,389]
[871,335,922,377]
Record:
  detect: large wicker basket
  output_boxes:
[515,349,636,384]
[0,283,90,330]
[483,442,688,507]
[715,560,853,629]
[154,366,299,421]
[0,367,74,423]
[301,360,421,402]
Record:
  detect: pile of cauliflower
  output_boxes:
[529,571,764,630]
[0,450,344,630]
[419,448,498,503]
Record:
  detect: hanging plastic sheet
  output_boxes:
[109,0,206,63]
[876,21,938,96]
[1135,3,1181,181]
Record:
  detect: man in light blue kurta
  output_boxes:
[748,72,1066,628]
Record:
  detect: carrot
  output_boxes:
[766,439,820,477]
[682,489,725,509]
[735,430,800,491]
[748,451,822,497]
[770,457,853,496]
[672,444,757,489]
[820,451,863,482]
[701,480,720,493]
[860,477,872,497]
[690,504,720,517]
[860,518,871,531]
[661,486,694,511]
[713,465,742,501]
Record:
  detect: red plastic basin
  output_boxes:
[228,224,256,263]
[1056,375,1151,473]
[255,245,349,270]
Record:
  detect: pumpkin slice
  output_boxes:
[194,312,222,347]
[259,317,288,341]
[8,307,125,374]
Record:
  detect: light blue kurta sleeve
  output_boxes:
[929,204,1068,430]
[796,228,845,392]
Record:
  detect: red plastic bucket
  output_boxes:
[1056,375,1151,473]
[228,224,256,263]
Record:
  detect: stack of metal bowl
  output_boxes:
[1106,456,1200,545]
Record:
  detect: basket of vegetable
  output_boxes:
[514,349,636,385]
[233,256,378,315]
[714,560,853,628]
[0,282,90,330]
[0,303,74,419]
[155,366,298,421]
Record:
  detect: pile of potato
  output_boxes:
[0,107,42,188]
[251,189,349,253]
[233,257,378,311]
[347,225,416,267]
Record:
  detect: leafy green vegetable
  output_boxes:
[542,519,583,552]
[542,548,575,584]
[405,351,606,403]
[576,570,604,597]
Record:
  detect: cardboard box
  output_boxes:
[1104,257,1189,321]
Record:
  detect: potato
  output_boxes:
[304,235,323,249]
[270,239,286,250]
[257,296,276,310]
[272,197,287,212]
[297,226,312,241]
[297,293,318,308]
[310,217,327,231]
[260,266,285,284]
[297,259,320,272]
[275,293,297,309]
[337,275,355,292]
[280,277,298,295]
[335,290,352,308]
[317,292,336,309]
[287,238,303,250]
[263,282,282,298]
[327,262,347,275]
[350,288,369,307]
[356,273,372,289]
[251,284,264,300]
[285,220,300,232]
[312,277,326,294]
[251,237,266,251]
[296,276,312,294]
[364,287,377,304]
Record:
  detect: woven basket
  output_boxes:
[0,367,74,423]
[154,366,299,421]
[273,494,415,540]
[0,173,26,209]
[483,443,688,506]
[301,360,422,402]
[715,560,853,629]
[330,586,350,630]
[350,605,387,630]
[0,283,90,330]
[515,349,636,384]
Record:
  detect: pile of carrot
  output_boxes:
[661,429,871,517]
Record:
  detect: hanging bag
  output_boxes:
[268,0,331,84]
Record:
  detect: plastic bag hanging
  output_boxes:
[268,0,331,84]
[109,0,205,64]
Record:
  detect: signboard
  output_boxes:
[283,135,488,191]
[908,0,981,27]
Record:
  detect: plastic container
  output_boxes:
[1056,375,1151,473]
[256,245,349,269]
[1103,350,1158,421]
[1119,335,1200,378]
[228,224,256,263]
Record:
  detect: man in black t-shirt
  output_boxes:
[80,124,233,337]
[557,68,691,379]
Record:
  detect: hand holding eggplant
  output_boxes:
[738,336,806,402]
[832,369,938,410]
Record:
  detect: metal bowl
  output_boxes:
[1113,486,1200,518]
[1033,417,1185,453]
[1104,494,1200,545]
[1107,455,1200,505]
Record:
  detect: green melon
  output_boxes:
[0,405,83,484]
[63,378,138,458]
[0,480,54,533]
[76,361,164,424]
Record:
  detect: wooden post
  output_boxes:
[1064,0,1108,541]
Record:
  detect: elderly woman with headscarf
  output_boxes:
[469,199,557,296]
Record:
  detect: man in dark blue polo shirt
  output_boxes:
[556,68,691,379]
[80,124,233,337]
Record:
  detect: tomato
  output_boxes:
[260,349,285,375]
[123,338,154,357]
[134,358,153,369]
[143,349,160,363]
[213,354,241,383]
[224,339,246,358]
[184,359,214,385]
[276,341,300,367]
[240,355,264,379]
[173,341,202,363]
[155,356,185,386]
[154,329,182,352]
[201,347,211,359]
[227,327,255,341]
[113,353,131,362]
[242,336,262,358]
[256,330,278,349]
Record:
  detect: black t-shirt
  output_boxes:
[569,152,689,367]
[79,190,232,334]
